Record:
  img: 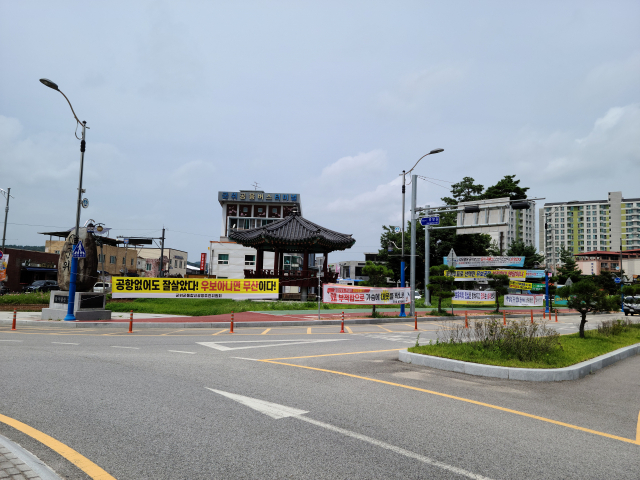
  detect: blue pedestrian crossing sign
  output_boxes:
[420,216,440,226]
[72,240,87,259]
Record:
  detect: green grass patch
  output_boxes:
[409,322,640,369]
[105,298,410,316]
[0,291,51,305]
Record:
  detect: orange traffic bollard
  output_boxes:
[414,312,418,331]
[464,311,468,329]
[555,310,558,322]
[340,311,345,333]
[503,311,506,326]
[230,311,234,333]
[128,310,133,333]
[543,310,546,319]
[12,308,17,331]
[530,309,534,324]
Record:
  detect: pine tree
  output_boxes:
[557,247,582,284]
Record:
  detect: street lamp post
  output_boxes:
[400,148,443,317]
[40,78,87,321]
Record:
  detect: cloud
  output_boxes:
[172,160,217,189]
[321,149,387,179]
[579,52,640,104]
[513,103,640,183]
[376,65,466,113]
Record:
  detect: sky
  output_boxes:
[1,1,639,263]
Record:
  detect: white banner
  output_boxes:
[452,290,496,305]
[443,256,525,268]
[504,294,545,307]
[323,284,410,305]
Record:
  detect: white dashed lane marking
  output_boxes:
[51,342,79,345]
[168,350,196,354]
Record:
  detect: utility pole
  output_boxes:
[1,187,11,252]
[159,227,165,278]
[400,170,406,317]
[424,204,430,306]
[620,238,624,312]
[410,174,417,316]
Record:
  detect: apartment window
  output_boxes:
[110,256,116,264]
[55,250,61,254]
[131,258,134,266]
[179,261,182,268]
[587,235,591,239]
[98,254,105,262]
[587,241,591,245]
[146,263,152,271]
[174,259,177,267]
[245,255,256,266]
[218,254,229,265]
[625,203,632,208]
[122,257,126,265]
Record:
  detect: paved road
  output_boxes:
[0,314,638,479]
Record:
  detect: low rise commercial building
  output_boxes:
[574,249,640,282]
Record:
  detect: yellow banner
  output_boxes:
[510,281,533,290]
[112,277,279,299]
[445,269,527,281]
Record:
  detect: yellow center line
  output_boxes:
[212,329,227,335]
[0,412,116,479]
[260,328,271,335]
[263,349,401,361]
[307,327,312,334]
[637,411,640,444]
[259,360,640,446]
[161,329,185,336]
[345,326,353,334]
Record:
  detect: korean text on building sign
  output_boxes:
[445,269,527,281]
[220,192,299,202]
[322,284,410,305]
[112,277,279,300]
[451,290,496,305]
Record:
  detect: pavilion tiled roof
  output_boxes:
[228,211,355,252]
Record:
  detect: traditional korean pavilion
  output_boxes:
[228,209,355,299]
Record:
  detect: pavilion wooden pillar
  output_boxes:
[323,253,328,276]
[301,249,309,301]
[274,248,280,275]
[256,249,264,272]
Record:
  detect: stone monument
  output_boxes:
[42,227,111,320]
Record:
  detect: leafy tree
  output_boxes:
[557,247,582,284]
[360,261,394,316]
[441,177,484,205]
[483,175,529,200]
[594,270,623,295]
[506,240,544,269]
[487,273,510,313]
[557,280,610,338]
[426,265,455,313]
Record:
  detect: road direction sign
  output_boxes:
[81,198,89,208]
[420,216,440,226]
[72,241,87,258]
[614,277,621,284]
[123,238,129,244]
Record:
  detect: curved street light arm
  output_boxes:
[406,152,431,175]
[57,89,83,126]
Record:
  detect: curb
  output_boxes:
[398,343,640,381]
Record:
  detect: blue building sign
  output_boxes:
[218,192,301,203]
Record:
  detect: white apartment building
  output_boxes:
[538,191,640,268]
[456,197,536,251]
[208,189,306,279]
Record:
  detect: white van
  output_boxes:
[93,282,112,293]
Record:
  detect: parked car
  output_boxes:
[93,282,112,293]
[623,296,640,316]
[0,285,9,295]
[23,280,58,293]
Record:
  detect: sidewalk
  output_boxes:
[0,434,60,480]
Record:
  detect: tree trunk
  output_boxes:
[372,304,376,317]
[438,297,442,313]
[579,312,587,338]
[495,297,500,314]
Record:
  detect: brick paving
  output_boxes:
[0,438,59,480]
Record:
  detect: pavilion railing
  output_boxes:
[243,269,338,285]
